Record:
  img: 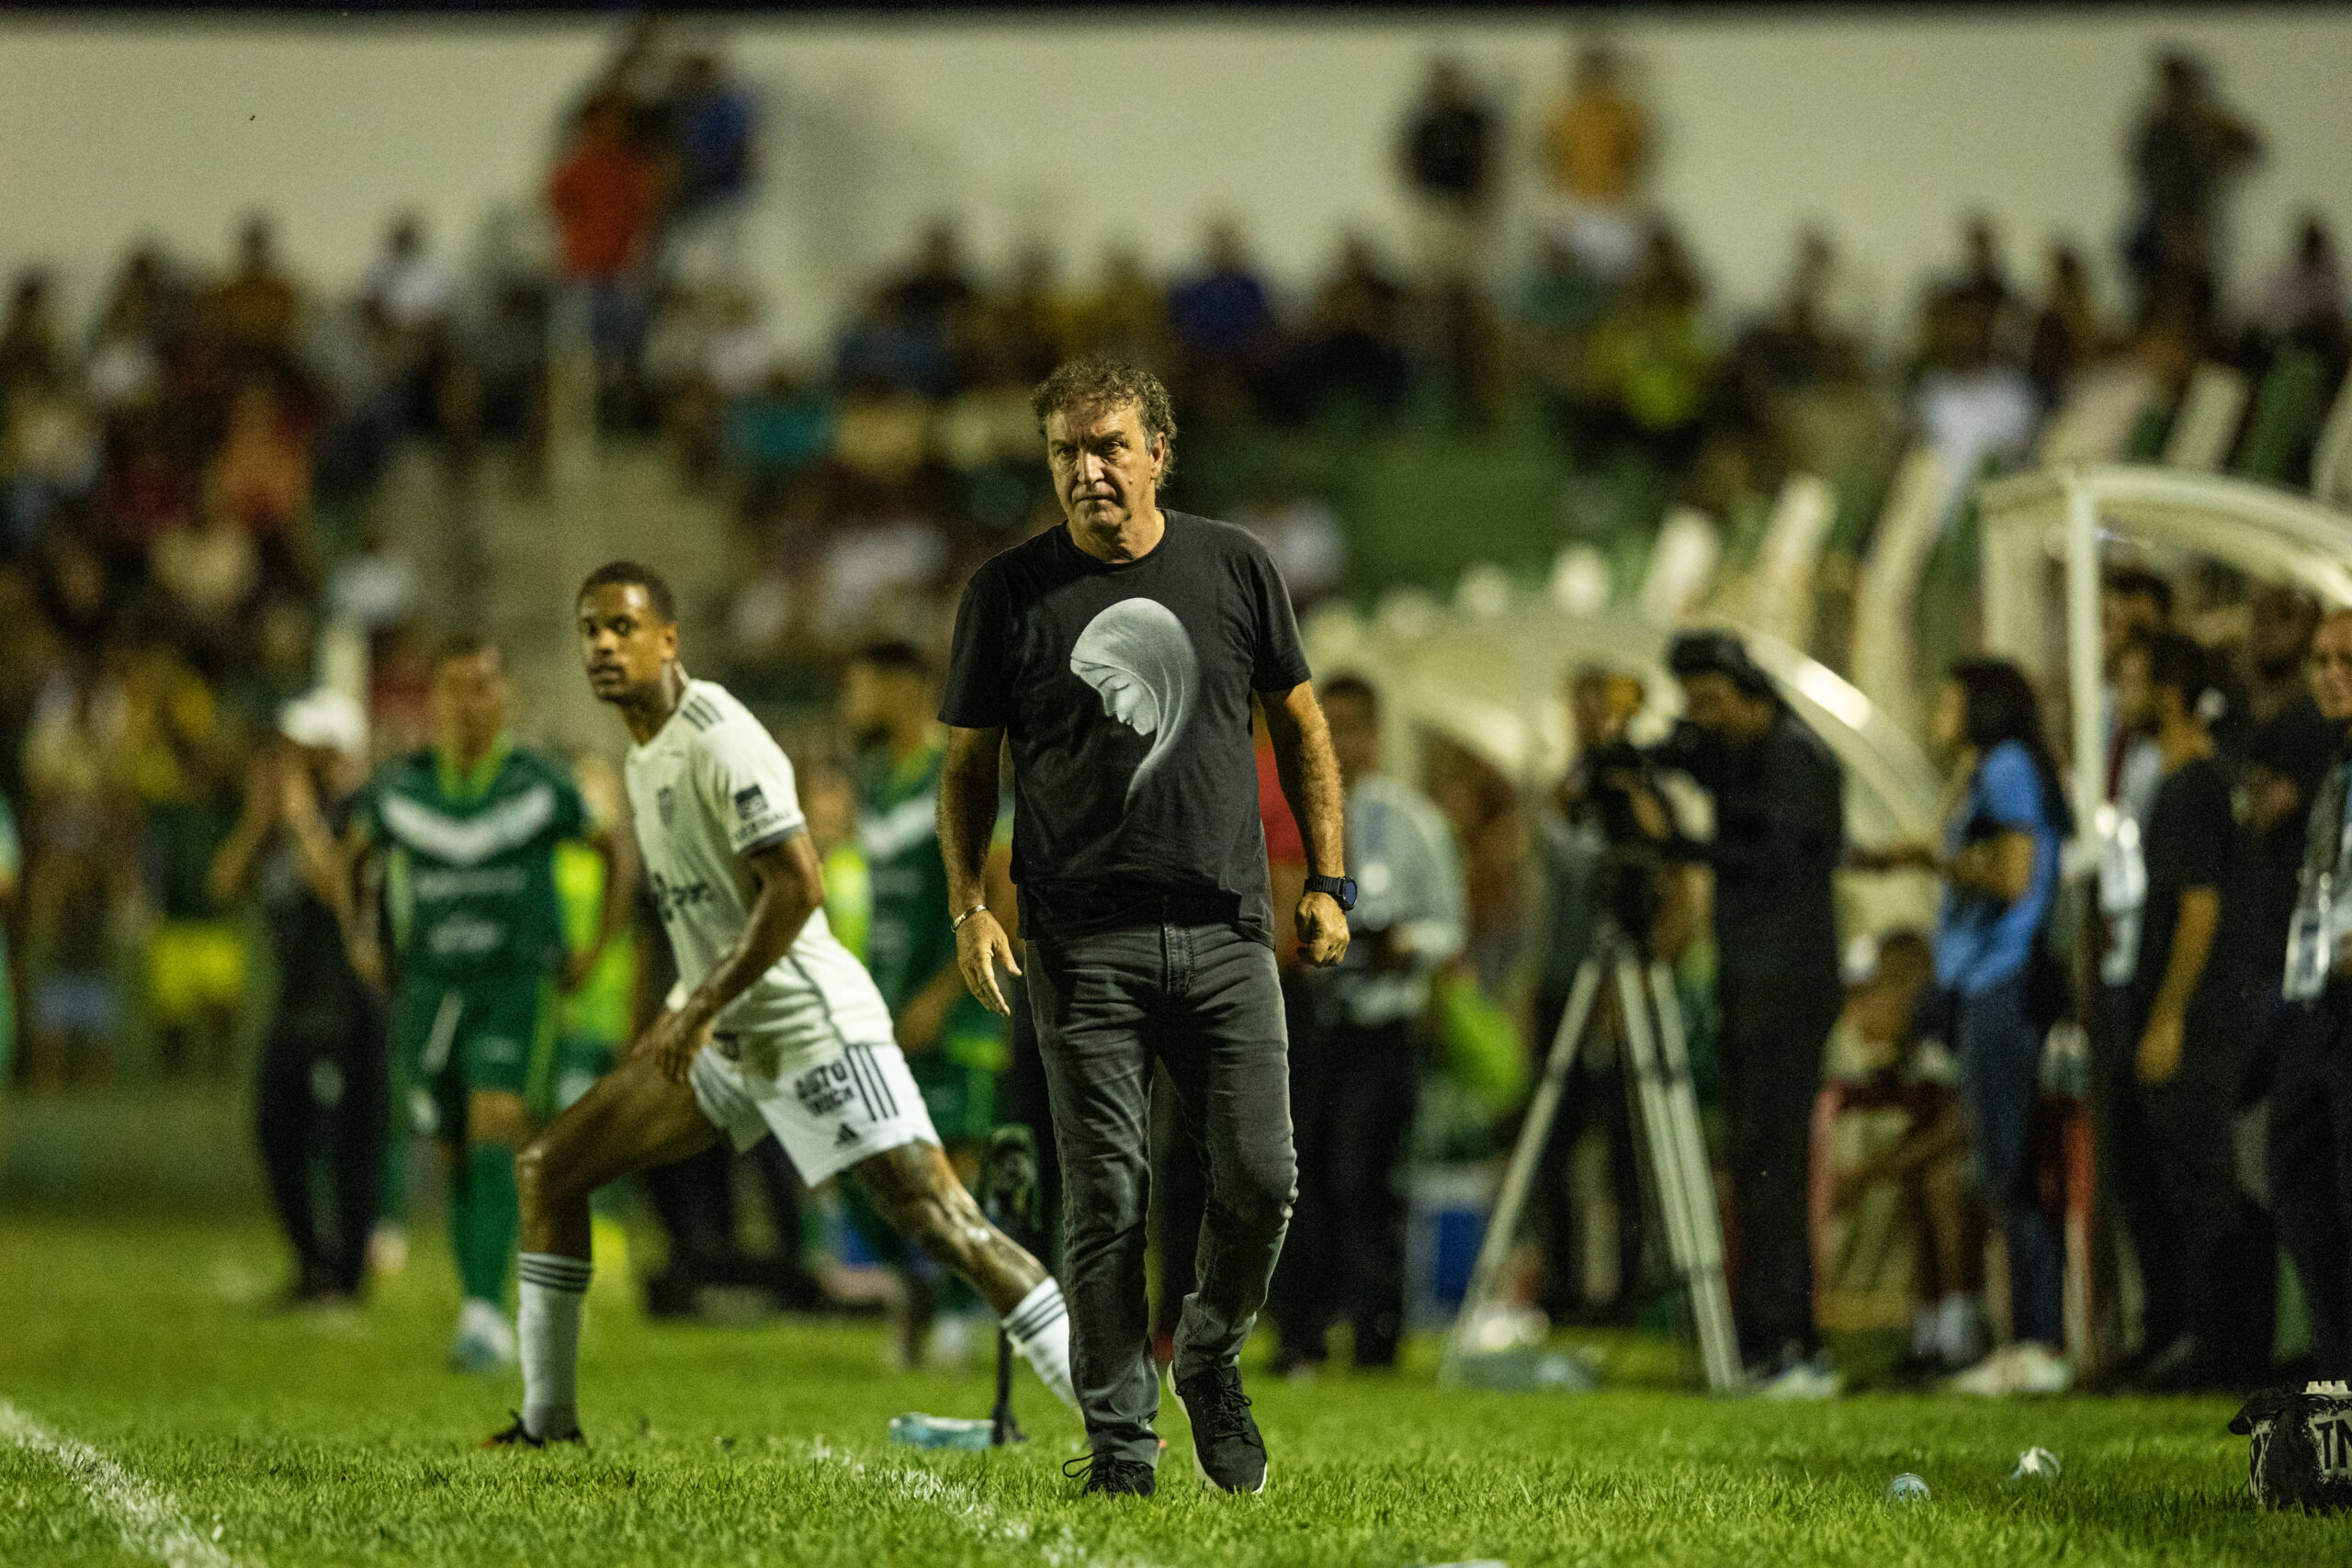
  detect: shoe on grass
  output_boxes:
[1951,1342,2072,1396]
[1169,1362,1268,1494]
[482,1413,583,1450]
[1755,1353,1843,1401]
[1063,1452,1155,1497]
[447,1298,516,1375]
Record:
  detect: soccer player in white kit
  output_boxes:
[485,560,1074,1447]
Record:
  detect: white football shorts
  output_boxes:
[688,1032,940,1186]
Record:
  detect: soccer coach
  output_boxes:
[938,357,1350,1497]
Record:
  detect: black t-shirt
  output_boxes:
[2220,695,2337,978]
[2132,753,2235,1024]
[260,793,372,1033]
[940,513,1313,944]
[1655,711,1845,984]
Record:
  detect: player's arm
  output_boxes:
[208,747,284,906]
[563,819,641,993]
[2138,884,2220,1086]
[1260,682,1350,966]
[638,830,823,1083]
[940,723,1019,1017]
[340,818,390,991]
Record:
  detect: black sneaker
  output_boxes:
[482,1413,584,1450]
[1062,1452,1156,1497]
[1170,1364,1268,1494]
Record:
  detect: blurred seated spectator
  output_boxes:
[3,375,102,558]
[2258,216,2345,357]
[2123,51,2260,330]
[548,92,660,383]
[1064,244,1168,371]
[985,243,1076,388]
[1815,931,1984,1379]
[153,495,260,645]
[886,221,978,343]
[201,216,302,367]
[468,278,550,444]
[85,281,165,417]
[725,368,836,486]
[1912,285,2038,527]
[0,273,61,388]
[1169,218,1279,421]
[363,213,455,341]
[2027,243,2107,410]
[1588,222,1713,469]
[1398,58,1496,289]
[663,52,757,225]
[325,516,421,636]
[837,286,950,401]
[1539,45,1650,283]
[1278,235,1410,424]
[91,407,195,567]
[20,650,141,1091]
[1934,216,2021,359]
[204,377,313,588]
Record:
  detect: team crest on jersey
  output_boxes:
[657,785,676,827]
[734,784,767,818]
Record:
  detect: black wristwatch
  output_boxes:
[1305,874,1358,911]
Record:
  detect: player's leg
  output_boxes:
[447,978,559,1368]
[500,1047,720,1442]
[849,1134,1077,1413]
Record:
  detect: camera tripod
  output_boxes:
[1440,917,1744,1392]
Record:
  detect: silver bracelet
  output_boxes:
[952,903,988,931]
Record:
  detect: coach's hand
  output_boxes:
[639,1005,714,1084]
[955,909,1022,1017]
[1296,891,1350,967]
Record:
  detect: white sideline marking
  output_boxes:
[0,1396,243,1568]
[799,1438,1171,1568]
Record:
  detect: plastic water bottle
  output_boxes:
[1884,1472,1930,1504]
[888,1414,994,1450]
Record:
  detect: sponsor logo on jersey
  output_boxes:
[792,1059,856,1118]
[649,870,717,923]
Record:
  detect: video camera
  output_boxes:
[1564,738,1679,940]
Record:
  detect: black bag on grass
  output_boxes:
[2230,1383,2352,1513]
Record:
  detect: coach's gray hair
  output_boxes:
[1031,357,1178,481]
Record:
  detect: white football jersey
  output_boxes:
[624,678,893,1058]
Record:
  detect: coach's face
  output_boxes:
[2313,615,2352,724]
[579,582,678,705]
[1046,400,1164,553]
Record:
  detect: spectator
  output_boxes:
[1912,272,2038,530]
[548,92,661,383]
[2122,50,2261,324]
[1271,674,1464,1374]
[1657,631,1845,1393]
[1168,219,1278,421]
[2099,569,2175,1006]
[1398,59,1499,421]
[1538,45,1651,282]
[1283,234,1411,423]
[1856,660,2072,1395]
[2027,243,2106,409]
[1064,245,1168,372]
[1398,59,1497,286]
[2258,216,2346,360]
[204,378,313,586]
[1589,222,1713,469]
[200,216,302,368]
[363,213,455,341]
[2273,608,2352,1382]
[663,52,757,228]
[211,690,385,1303]
[0,272,60,388]
[886,221,979,359]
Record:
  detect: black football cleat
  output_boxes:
[482,1414,583,1450]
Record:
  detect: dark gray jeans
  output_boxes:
[1026,919,1296,1465]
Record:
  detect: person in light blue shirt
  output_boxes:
[1857,658,2072,1393]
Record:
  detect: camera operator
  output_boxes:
[1532,668,1693,1324]
[1656,631,1846,1393]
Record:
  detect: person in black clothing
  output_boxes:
[2109,633,2248,1388]
[2273,609,2352,1382]
[211,691,387,1304]
[1396,59,1498,422]
[937,357,1350,1496]
[1658,631,1845,1383]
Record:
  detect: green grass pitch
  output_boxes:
[1,1103,2342,1566]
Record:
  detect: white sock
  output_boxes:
[517,1252,592,1438]
[1938,1293,1981,1366]
[1002,1279,1077,1412]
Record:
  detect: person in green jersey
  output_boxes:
[840,642,1011,1368]
[841,643,1010,1158]
[345,637,639,1372]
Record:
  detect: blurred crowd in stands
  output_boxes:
[4,23,2351,1396]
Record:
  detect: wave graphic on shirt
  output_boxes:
[1069,597,1200,810]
